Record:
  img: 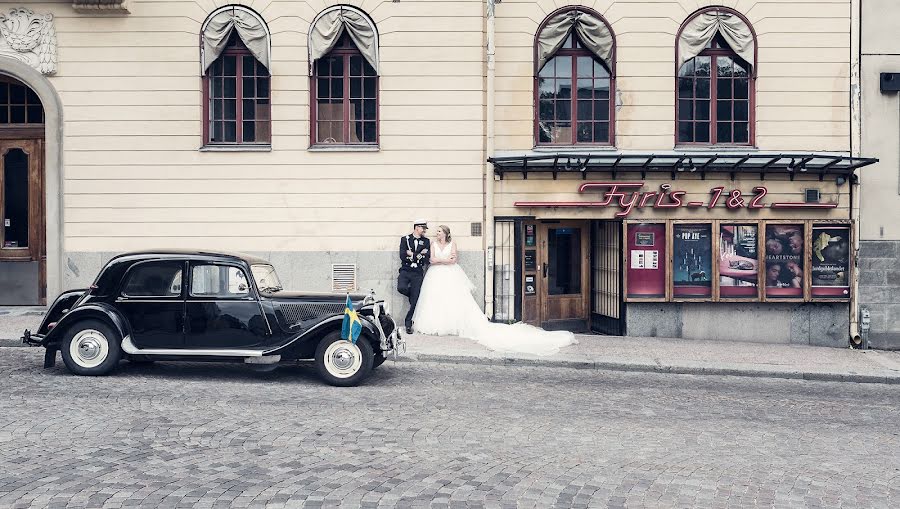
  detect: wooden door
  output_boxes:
[0,139,45,304]
[538,221,590,330]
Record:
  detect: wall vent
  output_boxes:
[804,189,820,203]
[471,222,483,237]
[331,264,357,292]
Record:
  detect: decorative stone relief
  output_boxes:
[0,8,57,75]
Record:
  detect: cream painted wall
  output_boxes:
[860,0,900,241]
[493,0,852,152]
[22,0,487,254]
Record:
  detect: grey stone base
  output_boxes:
[63,250,486,321]
[859,240,900,350]
[626,302,851,347]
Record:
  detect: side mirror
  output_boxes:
[238,283,248,292]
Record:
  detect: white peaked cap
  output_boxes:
[413,218,428,227]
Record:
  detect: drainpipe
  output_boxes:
[848,0,862,345]
[484,0,496,319]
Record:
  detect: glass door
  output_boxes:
[539,221,589,330]
[0,139,44,304]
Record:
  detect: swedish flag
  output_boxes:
[341,294,362,344]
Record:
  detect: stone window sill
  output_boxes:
[308,145,380,152]
[199,145,272,152]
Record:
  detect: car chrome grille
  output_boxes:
[277,303,345,326]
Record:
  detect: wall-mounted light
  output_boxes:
[836,176,847,186]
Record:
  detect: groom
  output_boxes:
[397,219,431,334]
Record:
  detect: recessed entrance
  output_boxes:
[0,76,45,305]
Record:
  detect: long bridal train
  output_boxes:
[412,242,577,356]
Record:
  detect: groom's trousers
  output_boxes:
[397,269,424,328]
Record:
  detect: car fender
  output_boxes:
[266,314,379,357]
[42,303,130,347]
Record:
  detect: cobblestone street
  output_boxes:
[1,348,899,508]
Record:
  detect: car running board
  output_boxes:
[121,336,270,358]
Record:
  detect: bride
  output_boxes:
[412,225,577,356]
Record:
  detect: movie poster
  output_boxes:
[764,224,804,298]
[719,224,759,298]
[811,225,851,298]
[626,223,666,299]
[673,224,712,298]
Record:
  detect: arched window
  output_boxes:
[535,7,615,146]
[200,6,271,146]
[309,6,379,146]
[676,7,756,145]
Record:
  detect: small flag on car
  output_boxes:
[341,294,362,344]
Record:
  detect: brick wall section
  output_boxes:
[858,241,900,349]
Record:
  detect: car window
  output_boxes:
[191,264,250,298]
[122,262,183,298]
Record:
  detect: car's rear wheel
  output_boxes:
[314,331,374,386]
[60,319,122,376]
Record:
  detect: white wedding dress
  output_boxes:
[413,241,577,356]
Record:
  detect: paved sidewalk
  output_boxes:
[402,332,900,384]
[4,306,900,384]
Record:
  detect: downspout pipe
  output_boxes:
[484,0,496,319]
[849,0,862,345]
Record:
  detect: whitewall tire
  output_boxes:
[314,331,374,387]
[60,319,122,376]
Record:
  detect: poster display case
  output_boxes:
[625,222,666,300]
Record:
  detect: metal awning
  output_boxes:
[488,152,879,181]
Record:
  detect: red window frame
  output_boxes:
[201,35,271,146]
[533,6,616,147]
[675,7,757,147]
[310,35,379,146]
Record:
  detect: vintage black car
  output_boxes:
[22,250,403,386]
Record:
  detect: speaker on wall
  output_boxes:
[881,72,900,92]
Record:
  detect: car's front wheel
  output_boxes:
[60,319,122,376]
[314,331,374,386]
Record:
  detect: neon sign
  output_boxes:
[513,182,837,218]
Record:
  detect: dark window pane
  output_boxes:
[350,55,362,76]
[678,59,695,77]
[695,56,711,76]
[594,78,610,99]
[243,77,255,98]
[257,77,269,98]
[224,100,236,121]
[555,79,572,99]
[547,228,581,295]
[538,78,554,99]
[243,56,254,76]
[594,122,609,143]
[317,78,330,99]
[734,78,749,99]
[243,99,255,120]
[538,122,552,143]
[122,263,182,297]
[717,100,732,121]
[717,78,732,99]
[243,121,256,142]
[363,60,376,76]
[363,99,376,120]
[3,149,28,248]
[224,122,236,142]
[734,122,749,143]
[213,121,223,142]
[0,108,8,123]
[538,59,555,78]
[210,77,222,98]
[539,100,554,121]
[9,84,25,103]
[350,120,363,143]
[594,100,609,121]
[576,79,593,99]
[678,78,693,98]
[214,99,224,120]
[363,77,376,98]
[350,78,362,99]
[577,56,593,78]
[223,56,236,76]
[316,58,331,76]
[350,99,363,123]
[735,101,749,121]
[695,100,710,121]
[694,122,710,143]
[330,57,343,77]
[26,87,39,105]
[330,79,343,99]
[678,121,693,142]
[555,56,572,78]
[556,100,571,121]
[576,122,592,143]
[0,83,8,103]
[224,78,236,98]
[734,60,748,77]
[10,105,24,123]
[26,105,42,124]
[577,99,592,121]
[717,122,732,143]
[678,99,693,120]
[696,79,710,99]
[361,121,374,142]
[717,56,733,77]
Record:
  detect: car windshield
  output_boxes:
[251,264,283,293]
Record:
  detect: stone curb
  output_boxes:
[403,353,900,385]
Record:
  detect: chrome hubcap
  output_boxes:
[69,329,110,369]
[323,341,362,379]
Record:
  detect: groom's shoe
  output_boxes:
[405,325,413,335]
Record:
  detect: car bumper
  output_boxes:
[21,329,44,346]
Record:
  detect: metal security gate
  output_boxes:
[591,220,624,335]
[493,220,520,322]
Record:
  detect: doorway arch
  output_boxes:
[0,56,63,304]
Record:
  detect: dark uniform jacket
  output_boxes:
[398,235,431,273]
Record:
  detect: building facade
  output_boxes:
[0,0,882,346]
